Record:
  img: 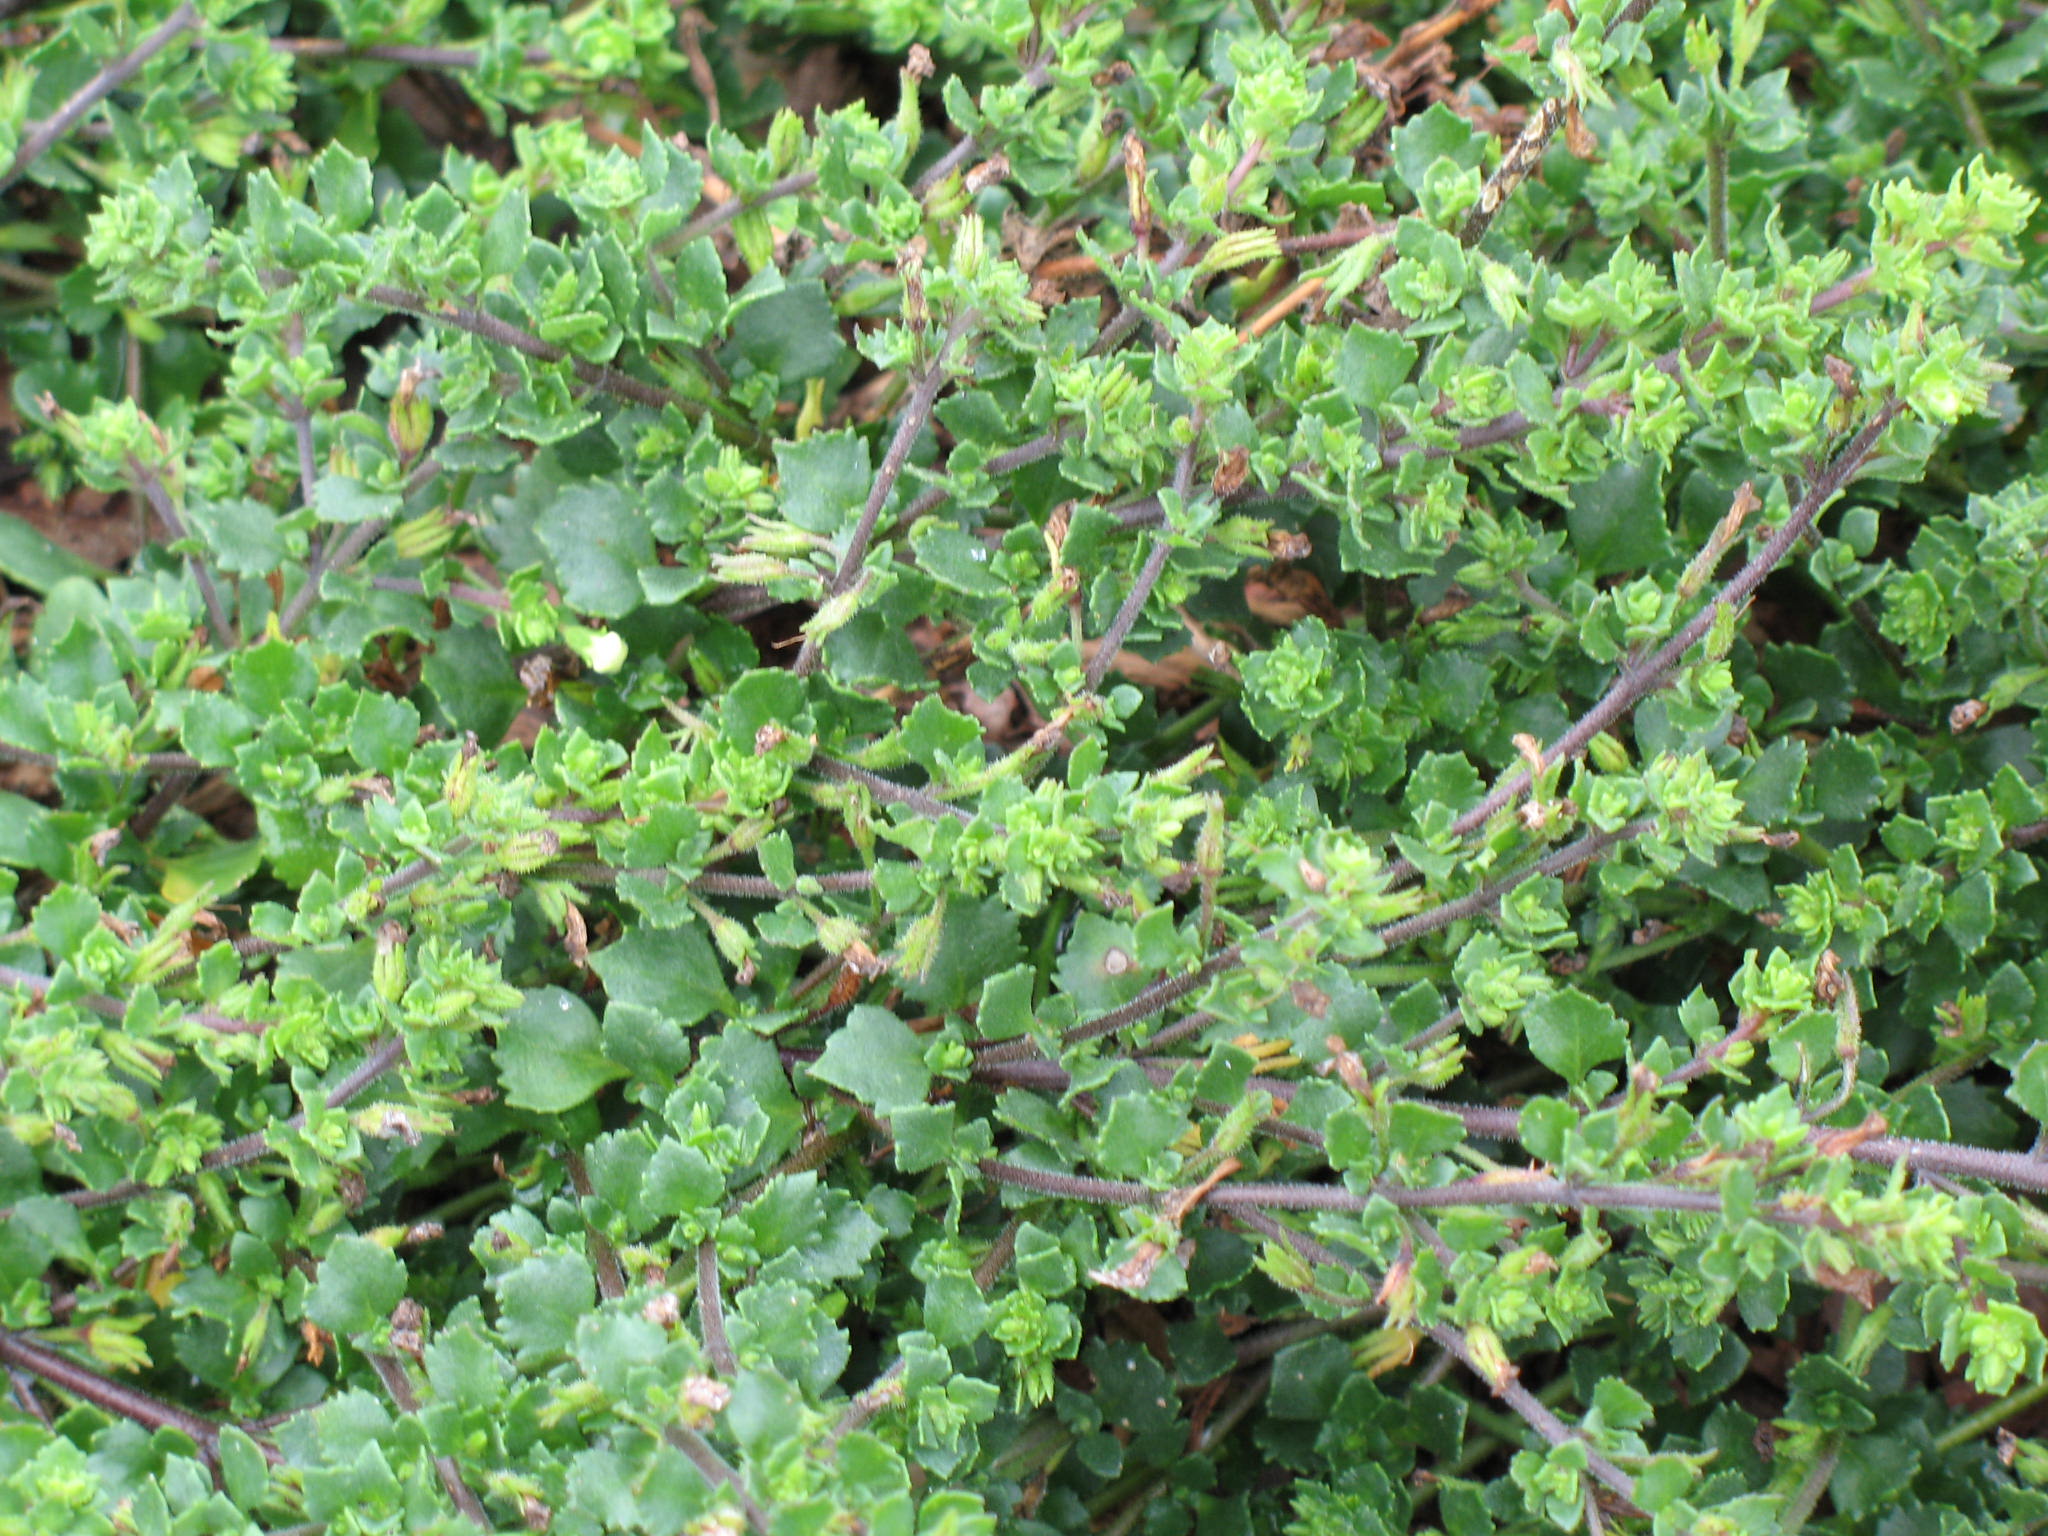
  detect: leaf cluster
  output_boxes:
[4,1,2048,1533]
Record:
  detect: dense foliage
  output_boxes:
[6,0,2048,1530]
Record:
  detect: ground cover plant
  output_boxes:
[5,0,2048,1530]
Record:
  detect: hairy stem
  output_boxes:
[794,314,975,677]
[129,456,234,647]
[363,284,690,414]
[697,1239,737,1376]
[0,1326,272,1467]
[366,1349,490,1527]
[281,517,389,637]
[1,1,200,191]
[270,37,552,69]
[28,1035,408,1215]
[1705,133,1731,266]
[1083,421,1201,694]
[1413,399,1902,876]
[654,170,822,256]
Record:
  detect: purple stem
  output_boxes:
[1402,400,1903,881]
[1,2,200,191]
[793,314,976,678]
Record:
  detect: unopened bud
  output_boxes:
[802,577,870,645]
[443,737,480,817]
[900,241,929,330]
[373,920,407,1003]
[765,108,804,175]
[1124,132,1151,246]
[563,624,626,674]
[953,212,986,282]
[1464,1324,1517,1392]
[393,508,456,561]
[497,828,562,875]
[1375,1255,1417,1326]
[712,552,798,586]
[1587,731,1630,773]
[387,364,435,462]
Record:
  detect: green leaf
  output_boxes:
[0,792,68,874]
[419,624,525,743]
[641,1138,724,1217]
[480,189,531,283]
[1335,327,1419,414]
[730,279,847,381]
[186,497,284,576]
[230,636,318,715]
[494,1251,594,1364]
[1943,872,1997,955]
[346,690,421,776]
[1565,458,1671,577]
[306,1235,406,1336]
[495,987,628,1112]
[899,696,982,774]
[777,428,871,535]
[1523,990,1628,1084]
[1810,737,1884,820]
[536,483,654,618]
[32,884,99,958]
[913,523,1006,595]
[2010,1042,2048,1127]
[1739,737,1806,822]
[1632,1455,1695,1515]
[216,1426,272,1509]
[310,144,374,230]
[312,475,399,525]
[1387,1101,1466,1161]
[1092,1085,1188,1179]
[899,894,1023,1011]
[0,518,103,593]
[588,922,732,1029]
[181,694,255,766]
[660,239,728,344]
[156,836,263,901]
[808,1005,931,1114]
[1390,101,1488,188]
[974,965,1036,1041]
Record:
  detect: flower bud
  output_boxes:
[497,828,562,875]
[393,508,456,561]
[920,170,969,223]
[443,737,480,818]
[373,920,407,1003]
[1588,731,1631,773]
[563,624,627,674]
[765,108,804,175]
[387,364,434,462]
[1464,1324,1517,1391]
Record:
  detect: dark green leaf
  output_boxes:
[809,1006,931,1114]
[495,987,628,1112]
[306,1235,406,1336]
[1523,991,1628,1084]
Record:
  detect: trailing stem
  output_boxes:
[1407,398,1904,879]
[793,313,978,678]
[0,1,201,191]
